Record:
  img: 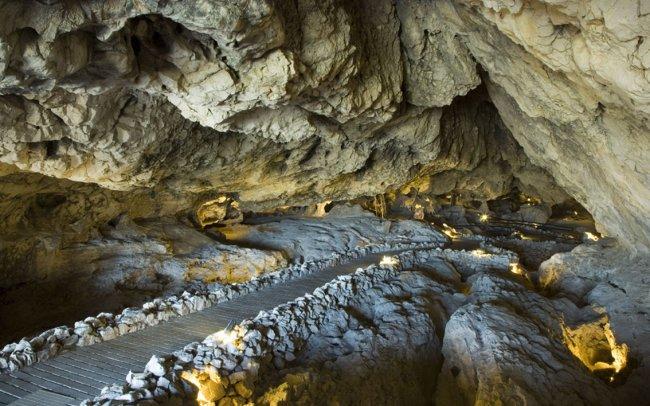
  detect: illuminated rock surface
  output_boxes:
[0,0,648,404]
[81,244,647,406]
[0,0,646,251]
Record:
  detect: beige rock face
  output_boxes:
[398,86,569,204]
[0,0,426,209]
[426,0,649,252]
[396,0,481,107]
[195,195,243,228]
[0,0,647,253]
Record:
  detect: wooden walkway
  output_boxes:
[0,252,393,405]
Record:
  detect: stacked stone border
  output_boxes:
[0,241,439,374]
[82,246,517,405]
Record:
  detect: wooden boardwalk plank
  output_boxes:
[201,306,239,318]
[91,337,160,359]
[133,326,194,343]
[93,339,159,361]
[158,323,208,338]
[70,354,141,376]
[12,367,98,395]
[0,375,42,395]
[0,248,408,404]
[0,390,17,405]
[172,318,222,333]
[8,370,90,399]
[45,358,117,384]
[8,389,74,406]
[29,363,106,389]
[54,354,127,378]
[134,328,199,348]
[73,346,143,370]
[0,380,25,398]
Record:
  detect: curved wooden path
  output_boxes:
[0,251,401,405]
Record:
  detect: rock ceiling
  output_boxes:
[0,0,647,252]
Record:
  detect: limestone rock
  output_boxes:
[396,0,481,107]
[195,195,243,228]
[397,85,569,205]
[0,215,286,343]
[0,4,648,403]
[145,355,170,377]
[539,243,650,401]
[181,369,227,403]
[217,211,446,261]
[0,0,571,234]
[435,271,619,405]
[0,0,645,257]
[426,0,650,252]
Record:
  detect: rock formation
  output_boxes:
[420,0,650,252]
[0,1,648,402]
[1,0,646,253]
[80,243,649,406]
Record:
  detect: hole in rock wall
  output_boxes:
[562,318,630,384]
[43,140,58,158]
[195,194,243,228]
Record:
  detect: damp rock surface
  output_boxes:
[218,204,447,260]
[0,215,286,343]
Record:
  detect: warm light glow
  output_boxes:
[509,263,524,275]
[511,230,533,240]
[585,232,600,241]
[441,223,460,239]
[206,328,239,348]
[520,194,540,205]
[471,249,490,258]
[601,324,628,376]
[379,256,400,267]
[181,367,228,405]
[479,213,489,222]
[561,318,628,383]
[314,200,332,217]
[413,203,425,220]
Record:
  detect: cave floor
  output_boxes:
[0,214,580,344]
[0,248,432,404]
[0,276,164,346]
[5,212,641,405]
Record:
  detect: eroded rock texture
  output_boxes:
[436,271,620,405]
[426,0,650,252]
[0,0,647,266]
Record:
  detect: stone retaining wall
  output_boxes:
[82,246,515,405]
[0,242,434,374]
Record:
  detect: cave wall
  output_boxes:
[0,0,647,252]
[418,0,650,252]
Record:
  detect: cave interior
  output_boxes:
[0,1,648,405]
